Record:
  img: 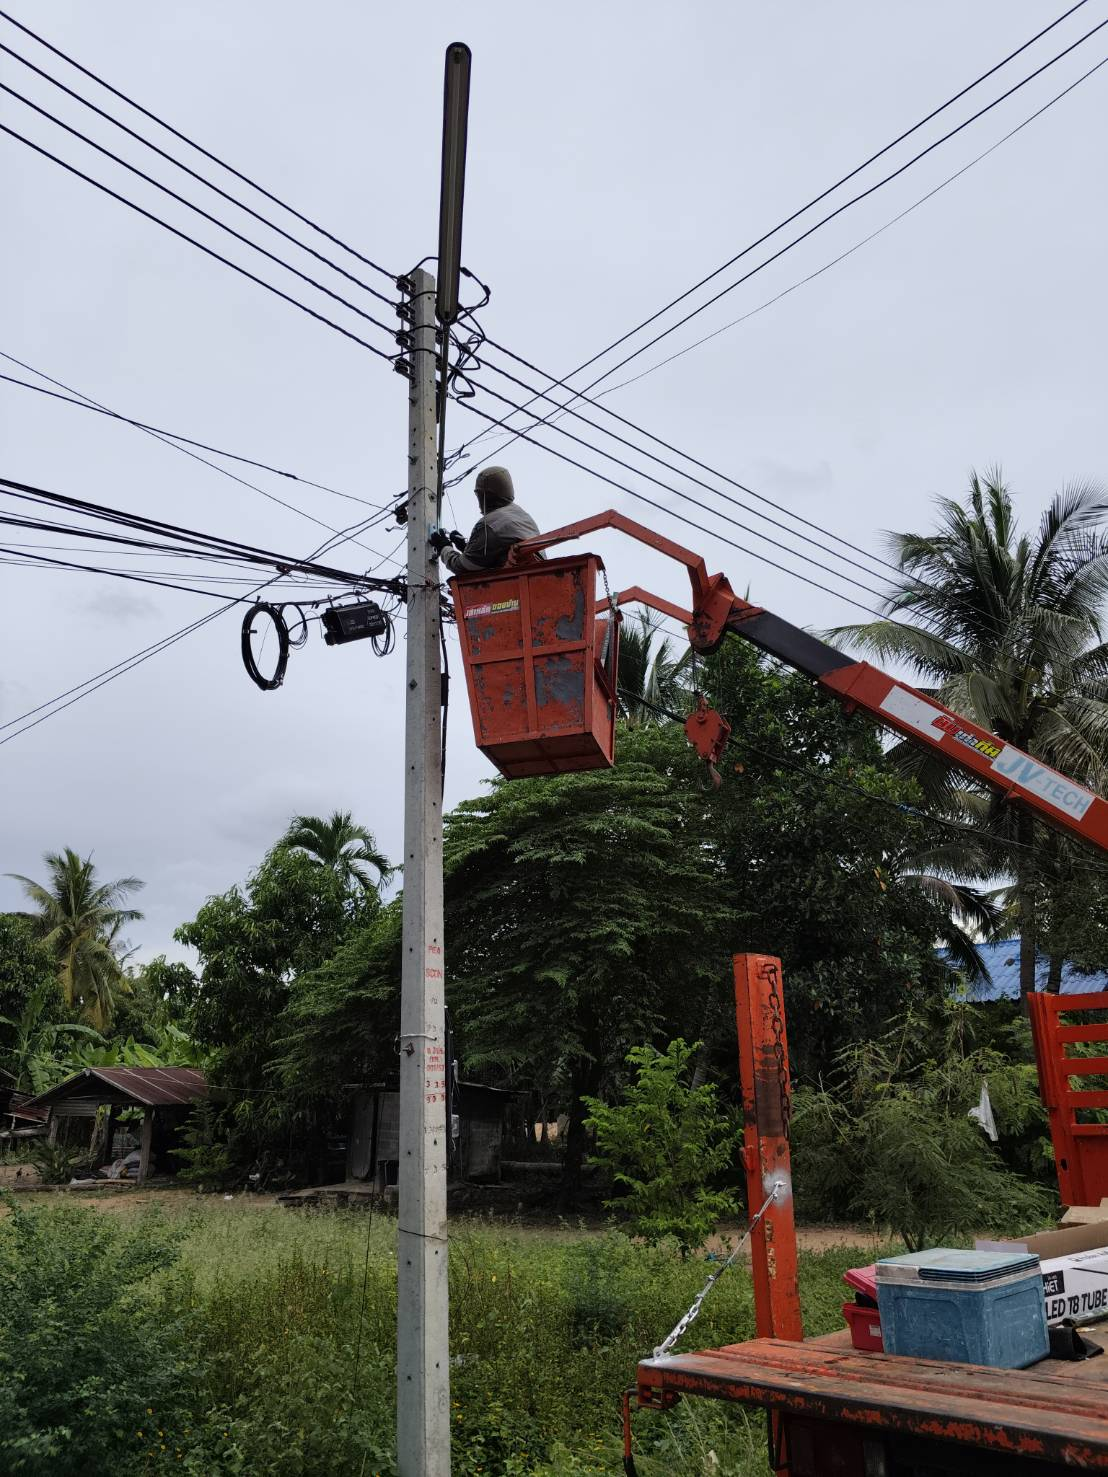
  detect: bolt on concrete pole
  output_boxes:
[396,265,450,1477]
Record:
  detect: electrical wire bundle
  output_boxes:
[240,594,399,691]
[0,473,408,701]
[0,474,403,599]
[3,0,1102,638]
[1,3,1106,747]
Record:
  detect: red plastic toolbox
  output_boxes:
[842,1300,884,1352]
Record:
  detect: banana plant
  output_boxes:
[0,983,105,1095]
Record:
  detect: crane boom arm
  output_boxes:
[513,510,1108,854]
[729,602,1108,851]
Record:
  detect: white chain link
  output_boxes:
[651,1183,783,1360]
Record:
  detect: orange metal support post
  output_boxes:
[734,954,803,1343]
[1028,988,1108,1207]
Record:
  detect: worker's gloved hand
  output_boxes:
[428,528,454,555]
[449,530,466,552]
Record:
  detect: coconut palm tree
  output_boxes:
[833,472,1108,996]
[617,611,692,724]
[7,850,144,1030]
[281,810,392,892]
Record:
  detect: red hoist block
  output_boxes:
[451,554,620,779]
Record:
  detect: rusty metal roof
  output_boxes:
[8,1091,49,1122]
[29,1066,207,1109]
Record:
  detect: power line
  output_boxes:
[0,355,400,571]
[0,508,395,747]
[2,81,401,346]
[564,0,1094,391]
[4,7,1095,620]
[471,348,906,592]
[456,375,1018,658]
[462,372,896,606]
[0,139,408,562]
[0,543,337,604]
[0,510,372,582]
[456,379,1094,669]
[5,22,1087,678]
[0,59,920,607]
[0,533,358,577]
[0,6,398,285]
[0,538,356,583]
[443,48,1108,652]
[0,123,400,368]
[587,51,1108,402]
[0,37,400,310]
[0,556,350,593]
[0,476,399,588]
[454,394,912,624]
[4,117,1012,641]
[0,122,417,564]
[0,355,385,508]
[462,10,1108,466]
[16,10,1079,636]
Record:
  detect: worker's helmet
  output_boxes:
[475,466,515,511]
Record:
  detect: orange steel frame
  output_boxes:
[734,954,802,1345]
[629,958,1108,1475]
[1029,988,1108,1207]
[514,510,1108,855]
[450,552,620,777]
[511,512,1108,1471]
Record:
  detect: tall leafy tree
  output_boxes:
[833,474,1108,996]
[7,851,143,1030]
[176,843,363,1167]
[445,643,973,1203]
[0,912,55,1030]
[444,724,735,1205]
[702,640,969,1077]
[280,810,392,894]
[274,900,403,1104]
[107,956,199,1044]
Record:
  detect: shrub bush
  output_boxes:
[0,1196,191,1476]
[0,1194,892,1475]
[29,1140,88,1185]
[791,1007,1055,1249]
[584,1039,740,1253]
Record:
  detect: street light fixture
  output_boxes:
[436,42,472,326]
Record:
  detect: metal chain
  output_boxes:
[599,561,617,615]
[764,961,791,1141]
[651,1184,782,1360]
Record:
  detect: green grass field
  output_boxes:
[1,1192,895,1476]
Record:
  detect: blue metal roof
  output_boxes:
[941,940,1108,1002]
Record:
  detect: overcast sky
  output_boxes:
[2,1,1106,962]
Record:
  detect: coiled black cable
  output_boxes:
[241,601,290,690]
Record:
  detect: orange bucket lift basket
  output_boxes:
[450,553,620,779]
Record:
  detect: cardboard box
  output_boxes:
[977,1222,1108,1259]
[1040,1246,1108,1325]
[1061,1197,1108,1228]
[976,1226,1108,1326]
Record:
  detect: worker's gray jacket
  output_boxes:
[440,503,541,574]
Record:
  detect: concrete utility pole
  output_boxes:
[396,265,450,1476]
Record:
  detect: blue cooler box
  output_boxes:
[876,1249,1048,1368]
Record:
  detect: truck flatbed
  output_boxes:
[637,1329,1108,1472]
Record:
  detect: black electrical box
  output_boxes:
[322,601,388,646]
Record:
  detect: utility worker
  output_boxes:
[435,466,540,574]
